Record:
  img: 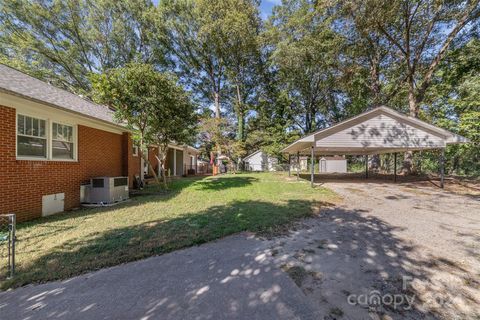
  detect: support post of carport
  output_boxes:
[440,148,445,188]
[394,153,397,182]
[310,146,314,188]
[365,155,368,179]
[296,151,300,181]
[288,154,291,177]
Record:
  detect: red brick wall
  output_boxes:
[123,132,141,187]
[0,105,141,222]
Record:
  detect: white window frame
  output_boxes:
[132,145,139,157]
[16,112,78,162]
[16,113,48,160]
[50,121,77,161]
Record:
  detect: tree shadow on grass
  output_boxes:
[1,199,330,289]
[15,175,262,234]
[190,176,259,191]
[14,175,209,229]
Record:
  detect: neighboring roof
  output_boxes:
[282,106,469,155]
[243,150,262,160]
[185,145,200,154]
[0,63,121,128]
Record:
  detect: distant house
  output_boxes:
[146,145,199,178]
[243,150,278,171]
[298,156,309,171]
[0,64,196,221]
[319,156,347,173]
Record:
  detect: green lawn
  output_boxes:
[0,173,338,289]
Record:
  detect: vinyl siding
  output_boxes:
[316,114,445,149]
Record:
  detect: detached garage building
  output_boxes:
[244,150,278,171]
[319,156,347,173]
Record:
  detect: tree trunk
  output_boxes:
[408,82,419,117]
[370,53,381,106]
[402,79,418,174]
[370,154,381,171]
[214,91,221,119]
[368,53,382,171]
[156,146,169,189]
[237,111,245,141]
[142,152,160,184]
[139,136,160,184]
[235,84,245,141]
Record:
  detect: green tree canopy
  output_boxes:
[91,62,197,185]
[0,0,164,95]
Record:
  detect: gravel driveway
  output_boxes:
[266,179,480,320]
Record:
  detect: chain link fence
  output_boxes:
[0,214,16,279]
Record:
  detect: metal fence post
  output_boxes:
[10,214,15,277]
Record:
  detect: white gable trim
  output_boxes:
[243,150,262,161]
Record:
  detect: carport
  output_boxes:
[282,106,469,188]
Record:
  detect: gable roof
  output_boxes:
[282,106,469,154]
[0,64,121,128]
[243,150,263,161]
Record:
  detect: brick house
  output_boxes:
[0,64,198,222]
[146,145,200,178]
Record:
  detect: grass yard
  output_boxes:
[0,173,338,290]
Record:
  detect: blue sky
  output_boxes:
[151,0,280,20]
[259,0,281,19]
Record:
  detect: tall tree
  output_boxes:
[149,79,197,188]
[426,38,480,174]
[0,0,163,95]
[365,0,480,117]
[159,0,262,143]
[219,0,262,142]
[266,0,344,134]
[158,0,225,119]
[333,0,405,111]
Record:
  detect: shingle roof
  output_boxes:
[0,64,119,126]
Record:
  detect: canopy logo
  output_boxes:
[346,276,418,311]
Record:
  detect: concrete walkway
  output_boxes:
[0,234,320,320]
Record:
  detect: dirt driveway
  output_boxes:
[267,179,480,319]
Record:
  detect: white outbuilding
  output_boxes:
[319,156,347,173]
[243,150,278,171]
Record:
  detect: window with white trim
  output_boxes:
[132,145,139,156]
[17,113,77,161]
[17,114,47,158]
[52,122,74,159]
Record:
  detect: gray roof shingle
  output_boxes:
[0,64,120,126]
